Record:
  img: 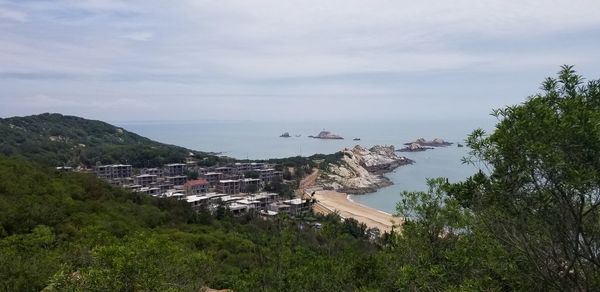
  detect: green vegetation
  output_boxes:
[2,66,600,290]
[0,113,225,167]
[0,155,386,291]
[393,65,600,290]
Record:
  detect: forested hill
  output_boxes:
[0,113,219,167]
[0,155,388,291]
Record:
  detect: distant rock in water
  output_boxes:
[457,143,464,147]
[353,138,361,141]
[309,130,344,140]
[398,142,433,152]
[280,132,291,138]
[404,137,453,147]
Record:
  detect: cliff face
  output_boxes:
[317,145,413,194]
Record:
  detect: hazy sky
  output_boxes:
[1,0,599,122]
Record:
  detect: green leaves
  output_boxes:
[457,65,600,290]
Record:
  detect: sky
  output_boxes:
[0,0,599,122]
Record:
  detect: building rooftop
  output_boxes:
[136,174,157,178]
[184,179,209,187]
[186,195,208,203]
[219,179,240,183]
[284,198,306,205]
[204,172,223,176]
[97,164,132,168]
[261,210,278,216]
[220,195,243,202]
[237,199,261,205]
[166,163,186,167]
[228,202,250,211]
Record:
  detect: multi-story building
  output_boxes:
[184,179,210,195]
[136,187,160,196]
[241,178,261,192]
[134,174,157,187]
[250,162,267,170]
[257,169,283,184]
[283,198,312,216]
[167,175,187,186]
[215,166,233,175]
[217,179,241,194]
[233,163,252,174]
[247,192,279,209]
[141,168,162,176]
[186,195,210,211]
[203,172,223,186]
[95,164,132,180]
[164,163,187,176]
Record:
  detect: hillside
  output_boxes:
[0,113,221,167]
[0,155,388,291]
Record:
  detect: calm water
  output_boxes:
[119,118,492,213]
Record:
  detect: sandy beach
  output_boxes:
[310,190,402,233]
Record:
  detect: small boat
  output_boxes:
[353,138,361,141]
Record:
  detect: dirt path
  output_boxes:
[299,168,319,191]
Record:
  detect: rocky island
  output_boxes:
[308,130,344,140]
[280,132,291,138]
[316,145,413,194]
[397,142,434,152]
[404,137,453,147]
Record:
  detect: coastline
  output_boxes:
[346,194,395,217]
[309,189,402,232]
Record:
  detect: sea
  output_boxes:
[119,118,495,214]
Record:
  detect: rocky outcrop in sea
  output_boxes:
[404,138,453,147]
[280,132,291,138]
[309,131,344,140]
[397,142,433,152]
[317,145,413,194]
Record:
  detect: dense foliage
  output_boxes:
[0,155,390,291]
[394,66,600,290]
[457,65,600,290]
[0,113,224,167]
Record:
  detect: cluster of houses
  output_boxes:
[93,162,312,217]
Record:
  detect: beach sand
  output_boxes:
[310,190,402,233]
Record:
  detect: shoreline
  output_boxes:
[345,194,395,217]
[310,189,402,233]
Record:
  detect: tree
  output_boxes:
[186,170,199,180]
[461,65,600,290]
[243,171,260,179]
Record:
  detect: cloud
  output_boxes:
[20,94,157,111]
[0,7,27,22]
[0,1,599,121]
[123,31,154,42]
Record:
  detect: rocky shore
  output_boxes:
[316,145,413,194]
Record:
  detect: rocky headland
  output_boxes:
[404,138,453,147]
[309,131,344,140]
[316,145,413,194]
